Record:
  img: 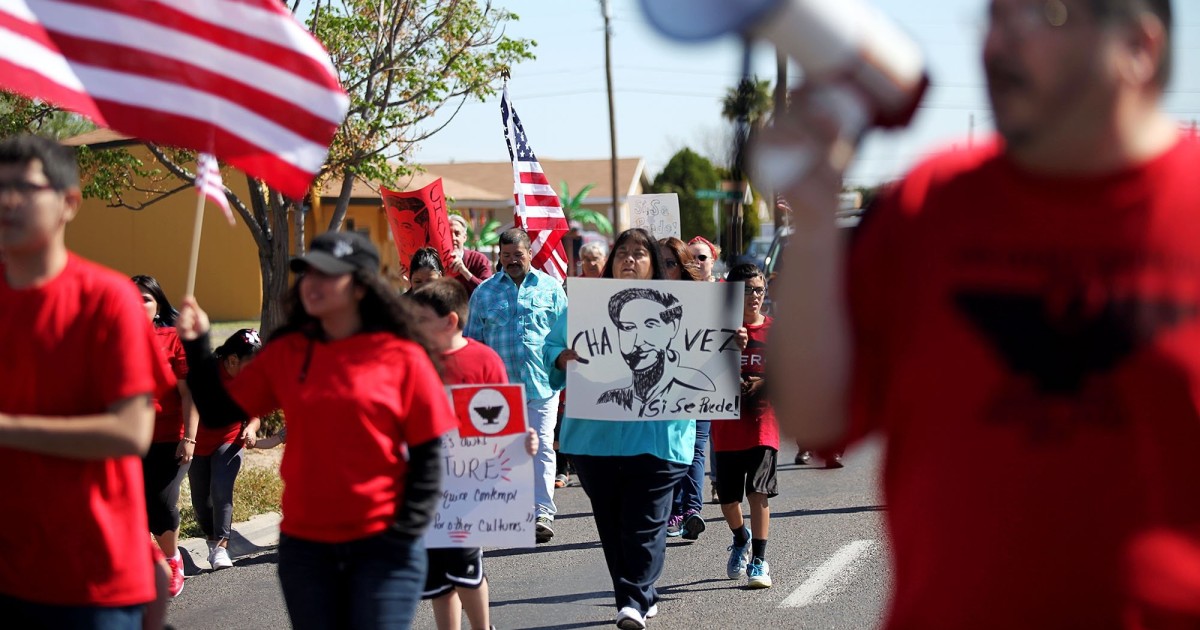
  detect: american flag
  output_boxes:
[195,153,235,226]
[0,0,348,199]
[501,86,569,281]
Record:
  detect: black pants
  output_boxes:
[142,441,188,535]
[572,454,688,616]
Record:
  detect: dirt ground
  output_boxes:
[242,445,283,472]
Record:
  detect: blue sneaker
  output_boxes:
[747,558,772,588]
[666,514,684,537]
[726,537,751,579]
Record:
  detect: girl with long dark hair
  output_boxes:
[176,231,457,629]
[132,273,198,599]
[187,328,262,572]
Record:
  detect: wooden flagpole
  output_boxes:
[185,191,205,296]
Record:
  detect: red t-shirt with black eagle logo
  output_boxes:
[849,136,1200,629]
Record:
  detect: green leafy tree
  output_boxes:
[650,148,720,241]
[0,94,92,140]
[558,181,612,235]
[2,0,534,334]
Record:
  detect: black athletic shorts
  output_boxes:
[713,446,779,503]
[421,547,485,599]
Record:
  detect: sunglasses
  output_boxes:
[744,287,765,297]
[695,254,709,262]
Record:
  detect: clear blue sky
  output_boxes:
[409,0,1200,186]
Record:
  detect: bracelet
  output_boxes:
[181,437,197,444]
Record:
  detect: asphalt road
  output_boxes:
[168,439,891,629]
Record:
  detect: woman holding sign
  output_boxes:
[544,228,696,630]
[175,231,458,629]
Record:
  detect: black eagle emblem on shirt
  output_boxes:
[953,289,1197,440]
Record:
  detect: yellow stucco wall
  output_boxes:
[65,153,264,322]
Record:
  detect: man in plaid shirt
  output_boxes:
[465,228,568,543]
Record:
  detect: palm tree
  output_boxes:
[721,76,773,128]
[721,75,773,257]
[465,218,502,251]
[559,181,612,235]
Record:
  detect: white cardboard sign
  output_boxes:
[425,383,535,549]
[628,193,681,240]
[564,278,743,421]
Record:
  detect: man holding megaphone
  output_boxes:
[645,0,1200,628]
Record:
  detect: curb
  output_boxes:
[178,512,281,575]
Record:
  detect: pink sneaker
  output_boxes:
[166,553,185,598]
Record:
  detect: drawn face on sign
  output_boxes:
[616,298,680,373]
[394,207,429,249]
[595,287,718,414]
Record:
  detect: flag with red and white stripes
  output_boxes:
[501,86,569,281]
[195,152,235,226]
[0,0,348,200]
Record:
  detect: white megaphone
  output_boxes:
[639,0,928,190]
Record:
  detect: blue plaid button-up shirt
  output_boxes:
[465,268,568,401]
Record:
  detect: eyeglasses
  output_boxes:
[744,287,765,297]
[0,180,57,198]
[695,254,709,262]
[986,0,1069,39]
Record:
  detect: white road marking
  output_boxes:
[779,539,877,608]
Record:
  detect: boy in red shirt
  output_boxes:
[711,263,778,589]
[409,279,537,630]
[0,134,168,627]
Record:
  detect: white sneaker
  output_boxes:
[646,604,658,619]
[209,545,233,570]
[616,606,646,630]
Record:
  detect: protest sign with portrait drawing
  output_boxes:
[565,278,743,421]
[381,178,454,275]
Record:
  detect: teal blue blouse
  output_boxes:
[543,315,696,465]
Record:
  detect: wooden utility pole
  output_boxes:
[773,49,788,230]
[601,0,621,235]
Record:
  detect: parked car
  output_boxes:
[762,208,863,315]
[732,236,774,271]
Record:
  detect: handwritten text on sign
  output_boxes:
[564,278,743,421]
[425,384,535,549]
[628,193,681,240]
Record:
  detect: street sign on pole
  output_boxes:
[695,189,743,201]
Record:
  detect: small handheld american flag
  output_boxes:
[195,153,235,226]
[501,86,570,281]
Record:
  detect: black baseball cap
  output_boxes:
[290,231,380,275]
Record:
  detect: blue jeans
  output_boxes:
[573,454,688,615]
[0,593,141,629]
[527,394,559,519]
[672,420,709,515]
[277,531,426,629]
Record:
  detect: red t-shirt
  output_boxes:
[228,331,457,543]
[151,326,187,443]
[849,137,1200,629]
[194,367,245,456]
[0,255,170,606]
[442,338,508,387]
[711,316,779,451]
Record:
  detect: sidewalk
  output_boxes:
[178,512,281,575]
